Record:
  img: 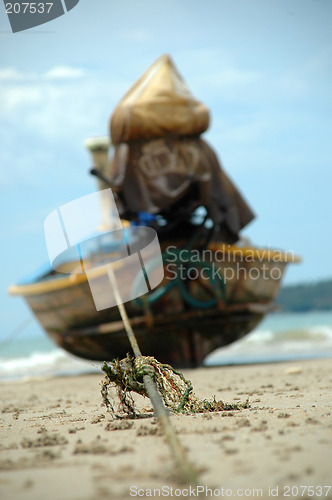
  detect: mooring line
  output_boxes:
[0,316,33,352]
[106,265,198,485]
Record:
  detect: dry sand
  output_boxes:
[0,358,331,500]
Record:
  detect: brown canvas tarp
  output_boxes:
[110,54,210,145]
[109,136,255,242]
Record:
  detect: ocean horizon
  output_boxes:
[1,310,332,382]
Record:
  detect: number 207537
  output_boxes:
[5,3,53,14]
[283,485,331,497]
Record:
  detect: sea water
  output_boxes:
[1,311,332,381]
[206,310,332,366]
[0,319,102,382]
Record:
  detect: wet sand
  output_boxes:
[1,358,332,499]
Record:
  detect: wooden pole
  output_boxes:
[106,266,198,484]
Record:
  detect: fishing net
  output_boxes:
[101,354,249,418]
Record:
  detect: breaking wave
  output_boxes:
[234,324,332,348]
[206,313,332,366]
[0,349,101,382]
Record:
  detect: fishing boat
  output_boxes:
[9,55,300,367]
[9,235,299,367]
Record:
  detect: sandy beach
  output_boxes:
[1,358,331,500]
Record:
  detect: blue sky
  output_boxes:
[1,0,331,341]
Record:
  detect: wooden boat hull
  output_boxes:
[46,304,272,368]
[9,243,299,367]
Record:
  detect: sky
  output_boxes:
[0,0,331,341]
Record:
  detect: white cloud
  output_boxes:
[43,66,86,80]
[198,67,261,89]
[0,66,131,189]
[0,67,35,82]
[1,85,42,112]
[0,68,20,81]
[178,45,332,109]
[195,64,311,105]
[0,66,127,134]
[118,29,152,42]
[0,66,86,83]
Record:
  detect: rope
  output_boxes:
[133,248,225,309]
[0,316,33,353]
[106,265,198,484]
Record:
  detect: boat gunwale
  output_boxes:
[8,260,123,297]
[8,244,300,298]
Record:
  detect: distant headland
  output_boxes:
[277,278,332,312]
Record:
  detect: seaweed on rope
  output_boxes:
[101,354,250,418]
